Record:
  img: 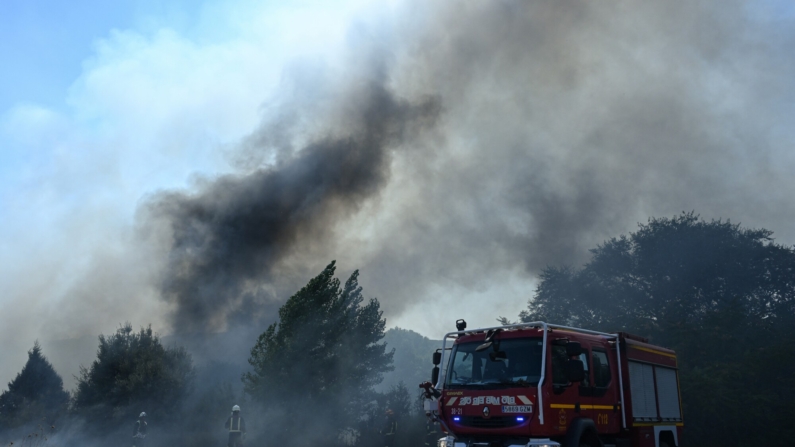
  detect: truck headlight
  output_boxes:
[437,436,456,447]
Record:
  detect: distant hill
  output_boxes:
[377,327,441,392]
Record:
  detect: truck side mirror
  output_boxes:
[432,351,442,366]
[567,358,585,382]
[566,341,582,357]
[432,366,440,385]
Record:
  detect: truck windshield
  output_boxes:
[445,338,543,389]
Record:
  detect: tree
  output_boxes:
[73,324,195,434]
[357,382,421,447]
[518,212,795,446]
[244,261,394,447]
[182,381,238,447]
[181,361,243,447]
[0,342,69,431]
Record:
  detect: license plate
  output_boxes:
[502,405,532,413]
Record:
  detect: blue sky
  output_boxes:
[1,0,193,112]
[0,0,384,113]
[0,0,371,222]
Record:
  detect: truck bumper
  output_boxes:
[438,437,560,447]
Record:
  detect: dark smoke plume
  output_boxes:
[143,74,441,333]
[134,0,795,337]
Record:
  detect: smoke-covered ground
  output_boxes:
[2,0,795,391]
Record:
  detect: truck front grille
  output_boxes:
[457,416,523,429]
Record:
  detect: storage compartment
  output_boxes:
[655,367,681,419]
[628,361,681,421]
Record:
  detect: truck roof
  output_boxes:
[450,324,677,364]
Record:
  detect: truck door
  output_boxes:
[549,341,590,434]
[590,347,621,434]
[576,346,593,423]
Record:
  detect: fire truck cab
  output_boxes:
[420,321,682,447]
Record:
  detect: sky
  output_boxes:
[1,0,794,390]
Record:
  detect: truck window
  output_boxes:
[592,349,611,388]
[449,347,475,381]
[551,345,568,385]
[551,345,589,386]
[446,338,543,389]
[579,351,590,387]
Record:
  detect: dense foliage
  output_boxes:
[0,342,69,431]
[357,382,428,447]
[73,324,195,434]
[243,261,394,446]
[520,212,795,446]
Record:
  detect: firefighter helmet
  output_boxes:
[232,405,240,412]
[139,412,147,418]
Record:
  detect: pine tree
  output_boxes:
[0,342,70,430]
[244,261,394,447]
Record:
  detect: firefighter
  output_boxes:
[225,405,247,447]
[382,408,397,447]
[132,412,147,447]
[424,418,439,447]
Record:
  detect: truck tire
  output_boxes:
[564,418,598,447]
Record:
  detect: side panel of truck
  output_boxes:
[623,339,683,447]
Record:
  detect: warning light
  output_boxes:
[453,416,461,422]
[516,416,525,422]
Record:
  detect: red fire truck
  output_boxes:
[420,321,682,447]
